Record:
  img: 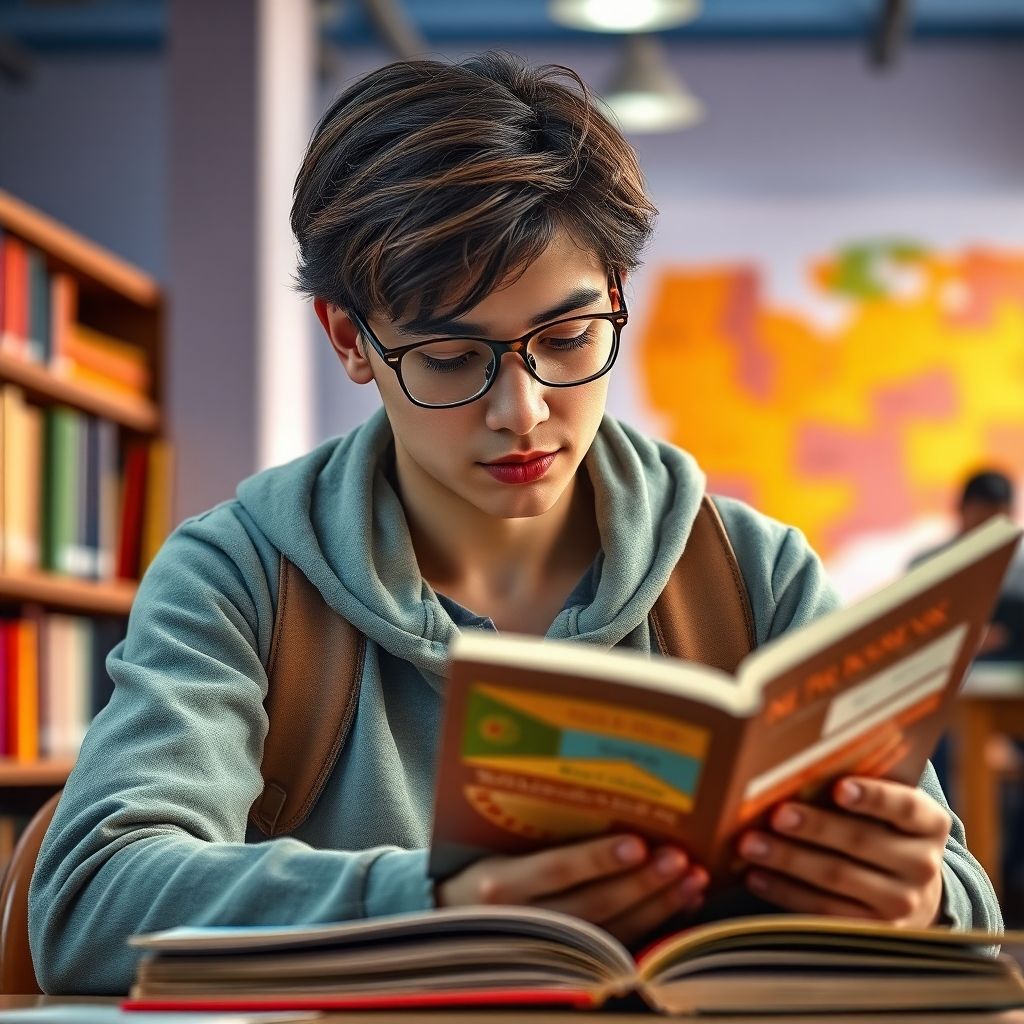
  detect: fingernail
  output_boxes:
[839,780,863,806]
[655,849,687,877]
[748,872,769,894]
[679,871,707,896]
[741,834,770,859]
[615,837,645,864]
[775,806,802,831]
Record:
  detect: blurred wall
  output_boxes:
[1,38,1022,539]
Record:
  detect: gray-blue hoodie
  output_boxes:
[29,409,1002,993]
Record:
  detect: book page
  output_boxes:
[707,521,1020,877]
[429,651,754,877]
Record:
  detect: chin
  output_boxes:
[473,480,566,520]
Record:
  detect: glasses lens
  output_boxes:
[527,316,616,385]
[401,339,496,407]
[399,316,618,407]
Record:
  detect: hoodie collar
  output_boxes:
[236,408,706,685]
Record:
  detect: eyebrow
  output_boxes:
[394,285,606,339]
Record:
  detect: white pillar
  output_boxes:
[168,0,315,522]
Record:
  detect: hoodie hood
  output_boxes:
[236,407,706,684]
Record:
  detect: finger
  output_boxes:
[477,833,651,903]
[833,777,952,840]
[768,802,947,883]
[739,830,925,919]
[603,868,710,947]
[537,846,691,923]
[746,869,878,920]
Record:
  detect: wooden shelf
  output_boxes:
[0,190,160,310]
[0,758,75,787]
[0,571,136,616]
[0,350,160,433]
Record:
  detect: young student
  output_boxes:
[30,51,1001,994]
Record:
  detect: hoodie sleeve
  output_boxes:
[28,506,434,995]
[714,496,1003,936]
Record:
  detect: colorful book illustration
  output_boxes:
[430,516,1021,883]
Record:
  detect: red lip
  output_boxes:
[481,452,558,485]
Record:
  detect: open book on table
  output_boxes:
[124,907,1024,1015]
[428,515,1022,882]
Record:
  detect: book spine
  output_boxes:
[140,439,173,575]
[26,248,48,364]
[97,420,119,580]
[82,416,101,579]
[17,617,39,762]
[0,235,26,355]
[117,441,148,580]
[48,272,78,372]
[56,409,83,576]
[0,621,8,758]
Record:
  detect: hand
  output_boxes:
[436,833,709,945]
[737,777,951,928]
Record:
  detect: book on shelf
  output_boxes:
[429,516,1022,884]
[0,610,126,760]
[0,227,150,399]
[0,382,171,585]
[124,906,1024,1016]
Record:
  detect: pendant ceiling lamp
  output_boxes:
[602,34,704,133]
[549,0,701,33]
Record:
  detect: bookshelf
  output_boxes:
[0,190,169,859]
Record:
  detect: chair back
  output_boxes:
[0,791,61,994]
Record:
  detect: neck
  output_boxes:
[394,447,599,600]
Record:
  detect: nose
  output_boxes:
[482,350,550,436]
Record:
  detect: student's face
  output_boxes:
[320,230,615,521]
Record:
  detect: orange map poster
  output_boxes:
[639,241,1024,581]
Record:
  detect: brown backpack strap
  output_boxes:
[650,495,757,673]
[249,556,366,836]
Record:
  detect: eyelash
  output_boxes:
[419,329,596,374]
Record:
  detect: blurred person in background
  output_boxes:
[911,468,1024,922]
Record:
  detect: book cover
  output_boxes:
[429,516,1022,883]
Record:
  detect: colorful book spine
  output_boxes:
[117,440,149,580]
[2,385,42,573]
[48,272,78,371]
[140,439,174,576]
[97,420,119,580]
[41,406,80,575]
[0,622,8,758]
[26,247,49,364]
[0,234,27,356]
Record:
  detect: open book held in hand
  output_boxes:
[428,515,1022,883]
[124,907,1024,1015]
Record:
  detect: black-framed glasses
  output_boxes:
[349,269,628,409]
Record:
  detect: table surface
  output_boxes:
[2,996,1024,1023]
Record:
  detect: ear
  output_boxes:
[314,297,375,385]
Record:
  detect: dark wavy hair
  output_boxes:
[290,50,657,328]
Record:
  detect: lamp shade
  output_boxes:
[603,34,704,133]
[549,0,701,33]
